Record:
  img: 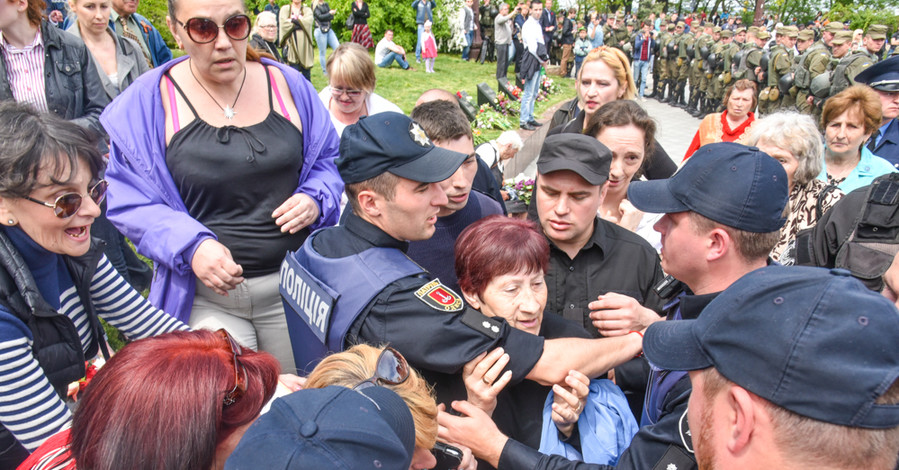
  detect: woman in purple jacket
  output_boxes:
[99,0,342,373]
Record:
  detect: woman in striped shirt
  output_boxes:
[0,102,189,468]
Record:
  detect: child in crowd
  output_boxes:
[422,20,438,73]
[574,27,591,78]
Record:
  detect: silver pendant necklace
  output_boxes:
[189,60,247,120]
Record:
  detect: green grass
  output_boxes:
[307,52,576,141]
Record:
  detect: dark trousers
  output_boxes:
[496,43,509,79]
[512,37,523,73]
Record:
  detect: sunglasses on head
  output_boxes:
[216,329,248,406]
[354,346,410,391]
[24,179,108,219]
[177,14,251,44]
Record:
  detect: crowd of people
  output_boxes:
[2,0,899,469]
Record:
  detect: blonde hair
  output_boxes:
[304,345,438,450]
[578,46,636,101]
[326,42,377,93]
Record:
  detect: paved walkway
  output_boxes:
[508,97,702,179]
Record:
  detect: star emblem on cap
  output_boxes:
[410,123,431,147]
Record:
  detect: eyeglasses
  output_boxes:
[176,14,251,44]
[24,179,108,219]
[216,329,248,406]
[330,87,365,98]
[353,346,410,391]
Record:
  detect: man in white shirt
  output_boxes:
[519,0,547,130]
[375,30,413,70]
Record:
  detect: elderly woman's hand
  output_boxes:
[192,239,244,296]
[551,370,590,438]
[273,193,320,234]
[462,347,512,416]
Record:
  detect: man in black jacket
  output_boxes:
[438,143,789,470]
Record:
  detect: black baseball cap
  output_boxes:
[536,134,612,186]
[627,142,788,233]
[643,266,899,429]
[337,112,468,184]
[225,386,416,469]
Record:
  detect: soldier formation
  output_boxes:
[624,16,892,119]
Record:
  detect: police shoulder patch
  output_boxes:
[651,445,697,470]
[414,279,463,312]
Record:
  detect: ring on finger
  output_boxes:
[482,377,491,385]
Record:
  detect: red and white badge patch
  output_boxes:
[414,279,463,312]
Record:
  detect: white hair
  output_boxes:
[496,130,523,150]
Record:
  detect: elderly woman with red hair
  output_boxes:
[19,330,281,470]
[451,215,637,465]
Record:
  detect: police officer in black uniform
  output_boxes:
[281,112,644,400]
[437,143,789,470]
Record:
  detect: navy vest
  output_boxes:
[281,231,425,374]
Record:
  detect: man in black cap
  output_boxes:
[439,142,789,470]
[855,55,899,168]
[642,266,899,470]
[281,112,643,396]
[534,133,663,338]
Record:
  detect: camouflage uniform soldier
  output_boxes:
[665,21,685,104]
[651,22,674,99]
[810,30,853,113]
[673,21,693,108]
[622,19,636,61]
[863,24,888,62]
[830,27,882,97]
[795,28,830,114]
[764,25,798,113]
[708,29,738,113]
[688,23,714,115]
[733,26,746,47]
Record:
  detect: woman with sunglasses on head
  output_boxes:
[318,42,401,136]
[0,102,189,469]
[19,329,280,470]
[304,344,477,470]
[98,0,342,375]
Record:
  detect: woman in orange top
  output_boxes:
[684,79,758,161]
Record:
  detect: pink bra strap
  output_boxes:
[165,74,181,132]
[269,67,291,122]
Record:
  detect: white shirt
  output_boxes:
[522,16,544,56]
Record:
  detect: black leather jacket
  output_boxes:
[0,21,109,136]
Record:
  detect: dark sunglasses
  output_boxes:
[24,179,108,219]
[216,329,248,406]
[353,346,410,391]
[176,14,251,44]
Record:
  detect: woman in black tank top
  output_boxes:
[100,0,343,374]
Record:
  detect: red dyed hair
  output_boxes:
[455,215,550,297]
[69,330,280,470]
